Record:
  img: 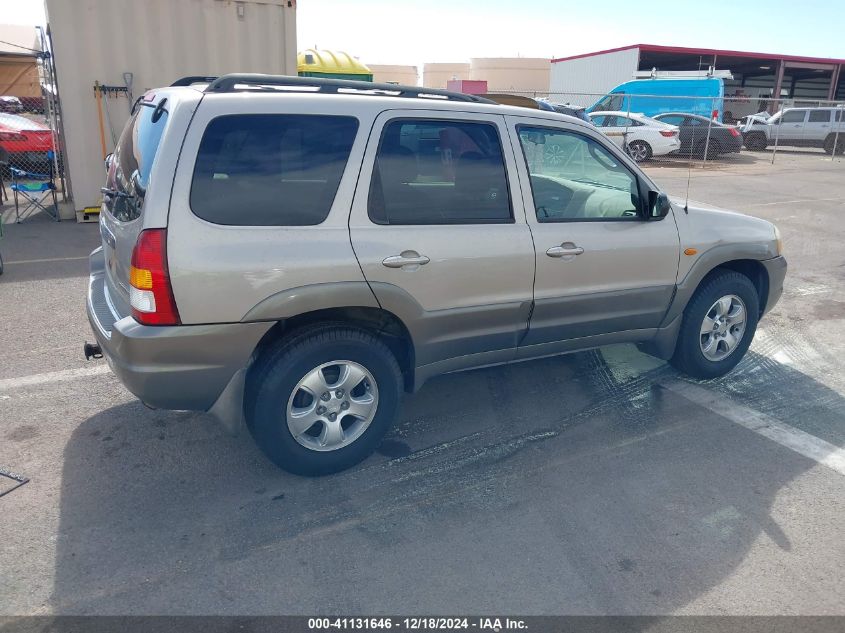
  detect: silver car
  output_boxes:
[86,75,787,475]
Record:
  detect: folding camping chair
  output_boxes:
[0,146,9,204]
[10,150,59,223]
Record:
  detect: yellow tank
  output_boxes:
[297,49,373,82]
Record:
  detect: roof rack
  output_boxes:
[202,74,496,104]
[171,76,219,87]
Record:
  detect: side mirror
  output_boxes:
[647,190,671,220]
[104,152,114,172]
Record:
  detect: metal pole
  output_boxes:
[703,97,715,163]
[771,97,782,165]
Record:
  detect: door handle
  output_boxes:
[546,244,584,258]
[382,252,431,268]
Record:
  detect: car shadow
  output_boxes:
[47,346,842,614]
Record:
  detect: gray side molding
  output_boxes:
[662,243,778,325]
[242,281,380,322]
[368,281,532,368]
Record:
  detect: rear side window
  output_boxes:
[190,115,358,226]
[808,110,831,123]
[368,119,512,225]
[107,102,168,222]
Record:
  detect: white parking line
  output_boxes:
[664,381,845,476]
[2,255,90,265]
[0,365,110,393]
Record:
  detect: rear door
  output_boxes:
[805,109,833,144]
[100,97,170,316]
[349,109,535,369]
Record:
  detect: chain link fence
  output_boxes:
[0,30,67,222]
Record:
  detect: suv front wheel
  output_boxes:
[670,270,760,379]
[246,325,403,476]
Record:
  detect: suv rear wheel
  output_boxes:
[247,325,403,476]
[670,270,759,379]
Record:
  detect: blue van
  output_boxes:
[587,77,725,121]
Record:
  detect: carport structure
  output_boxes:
[636,44,845,103]
[550,44,845,115]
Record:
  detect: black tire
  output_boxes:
[743,132,767,151]
[627,140,652,162]
[823,134,845,155]
[246,324,403,476]
[670,270,760,379]
[0,250,4,275]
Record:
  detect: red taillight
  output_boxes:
[729,127,741,137]
[660,130,677,137]
[129,229,180,326]
[0,131,26,142]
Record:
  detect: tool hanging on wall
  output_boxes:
[123,72,134,114]
[93,82,130,159]
[94,81,107,161]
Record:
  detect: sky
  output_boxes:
[2,0,843,66]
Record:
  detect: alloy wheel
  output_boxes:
[700,294,747,361]
[286,360,379,452]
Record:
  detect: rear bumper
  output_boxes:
[87,248,272,411]
[761,255,787,316]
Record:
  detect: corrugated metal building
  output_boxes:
[45,0,297,215]
[551,44,845,107]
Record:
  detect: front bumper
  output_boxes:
[87,248,272,411]
[761,255,787,316]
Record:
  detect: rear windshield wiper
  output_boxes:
[100,187,134,199]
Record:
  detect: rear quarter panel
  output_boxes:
[165,93,378,324]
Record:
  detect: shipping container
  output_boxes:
[45,0,297,215]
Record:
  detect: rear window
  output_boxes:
[808,110,831,123]
[190,114,358,226]
[107,101,168,222]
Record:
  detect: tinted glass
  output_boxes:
[107,103,168,222]
[368,119,512,225]
[517,126,641,222]
[657,115,685,126]
[191,114,358,226]
[782,110,807,123]
[809,110,831,123]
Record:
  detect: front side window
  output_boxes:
[517,126,641,222]
[190,114,358,226]
[781,110,807,124]
[368,119,512,225]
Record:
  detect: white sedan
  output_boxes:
[587,111,681,162]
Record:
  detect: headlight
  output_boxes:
[774,225,783,256]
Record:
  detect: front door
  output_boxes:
[507,117,680,352]
[349,110,536,369]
